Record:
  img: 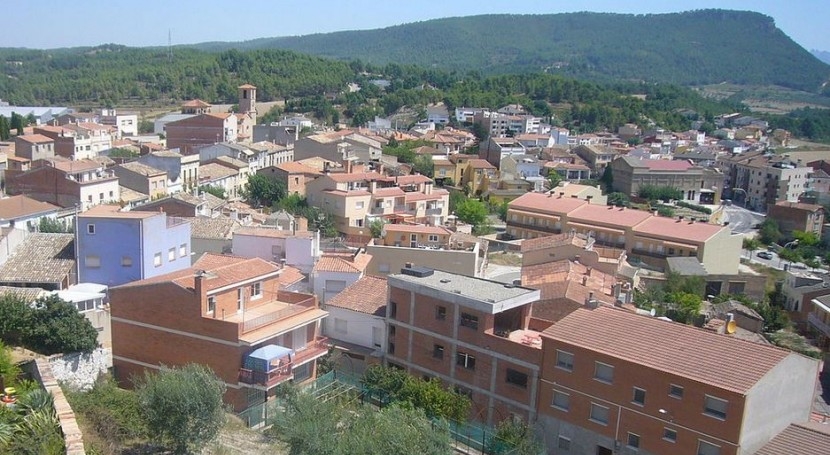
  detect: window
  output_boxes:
[207,296,216,314]
[594,362,614,384]
[179,244,187,257]
[589,403,609,425]
[552,390,570,411]
[703,396,728,420]
[433,344,444,360]
[85,255,101,268]
[435,305,447,320]
[456,352,476,370]
[153,252,162,267]
[663,428,677,443]
[506,369,528,388]
[669,384,684,399]
[109,190,114,198]
[428,234,439,242]
[556,350,574,371]
[334,318,347,334]
[557,436,571,451]
[121,256,132,267]
[87,224,95,234]
[251,282,262,299]
[632,388,646,406]
[627,433,640,450]
[388,325,396,337]
[388,342,395,355]
[378,263,390,273]
[460,312,479,330]
[88,195,93,202]
[355,201,364,209]
[389,301,397,319]
[99,192,104,200]
[237,288,244,312]
[697,440,720,455]
[168,248,176,261]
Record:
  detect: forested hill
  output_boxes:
[193,9,830,93]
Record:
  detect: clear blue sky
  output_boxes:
[5,0,829,51]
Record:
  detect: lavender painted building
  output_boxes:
[76,205,191,286]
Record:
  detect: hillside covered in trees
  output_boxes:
[193,10,830,93]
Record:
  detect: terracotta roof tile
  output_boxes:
[384,224,452,235]
[276,162,322,175]
[313,252,372,274]
[633,217,724,243]
[509,192,588,214]
[754,423,830,455]
[569,204,652,228]
[278,266,306,289]
[16,134,53,144]
[0,233,75,284]
[521,233,587,253]
[0,195,61,220]
[542,307,793,393]
[325,276,387,316]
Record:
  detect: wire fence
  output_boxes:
[236,370,542,454]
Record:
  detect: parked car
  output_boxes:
[757,251,774,260]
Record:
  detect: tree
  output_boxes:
[412,154,434,178]
[777,247,802,268]
[268,391,452,455]
[757,219,782,245]
[136,364,226,454]
[487,419,544,455]
[243,174,286,207]
[792,230,820,247]
[361,366,470,422]
[455,198,491,234]
[742,237,761,259]
[9,112,24,136]
[666,292,703,324]
[198,185,226,200]
[546,171,562,190]
[607,192,630,207]
[369,219,385,238]
[599,165,614,192]
[38,217,72,233]
[0,116,10,141]
[25,295,99,355]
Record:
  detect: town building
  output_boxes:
[33,123,113,160]
[109,254,329,414]
[76,205,191,287]
[766,201,824,239]
[136,150,200,194]
[609,156,721,204]
[293,131,382,165]
[112,162,168,200]
[165,113,238,154]
[231,227,320,274]
[0,195,62,231]
[572,145,621,176]
[718,152,811,212]
[366,225,488,278]
[259,161,322,197]
[5,158,120,210]
[14,134,55,161]
[537,307,819,455]
[808,294,830,351]
[506,193,741,275]
[753,422,830,455]
[311,251,372,304]
[52,283,111,348]
[781,269,830,325]
[322,275,387,375]
[0,233,75,290]
[385,266,543,424]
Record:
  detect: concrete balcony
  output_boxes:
[292,336,331,367]
[370,206,385,215]
[631,248,668,259]
[425,207,443,216]
[238,364,293,388]
[808,313,830,338]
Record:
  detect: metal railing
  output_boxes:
[293,337,330,366]
[808,313,830,337]
[238,364,293,387]
[241,297,316,333]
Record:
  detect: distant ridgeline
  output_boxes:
[193,9,830,93]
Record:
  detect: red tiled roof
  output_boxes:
[238,84,257,89]
[772,201,823,212]
[371,187,405,197]
[384,224,452,235]
[234,227,313,239]
[754,422,830,455]
[633,216,724,243]
[404,190,448,203]
[467,159,496,169]
[569,204,652,228]
[642,159,694,171]
[0,195,60,219]
[313,253,372,274]
[325,275,387,316]
[16,134,53,144]
[327,172,391,183]
[542,307,792,394]
[276,162,322,175]
[395,175,432,185]
[508,192,588,214]
[49,159,103,173]
[182,99,212,108]
[279,266,306,288]
[521,233,587,253]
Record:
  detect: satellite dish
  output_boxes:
[649,308,656,317]
[726,320,737,334]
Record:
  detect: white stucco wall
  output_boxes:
[47,347,112,391]
[322,306,385,352]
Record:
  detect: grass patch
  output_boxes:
[488,251,522,266]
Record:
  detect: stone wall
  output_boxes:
[47,348,112,391]
[30,358,86,455]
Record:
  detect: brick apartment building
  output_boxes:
[537,307,818,455]
[110,253,329,412]
[385,266,543,424]
[766,201,824,239]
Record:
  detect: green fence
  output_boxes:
[236,371,536,454]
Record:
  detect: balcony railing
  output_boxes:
[370,206,385,215]
[293,337,331,366]
[241,297,316,333]
[808,313,830,337]
[238,364,293,388]
[425,207,443,216]
[630,248,668,259]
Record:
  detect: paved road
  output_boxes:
[745,250,813,272]
[721,204,765,235]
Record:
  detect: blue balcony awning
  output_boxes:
[244,344,294,372]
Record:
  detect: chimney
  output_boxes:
[194,270,207,304]
[726,313,735,324]
[586,267,592,276]
[585,292,599,309]
[405,262,413,269]
[582,276,588,285]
